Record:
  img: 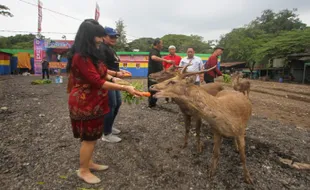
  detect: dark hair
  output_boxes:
[153,38,161,46]
[187,47,195,51]
[214,46,224,51]
[66,19,106,73]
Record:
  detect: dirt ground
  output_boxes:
[0,76,309,190]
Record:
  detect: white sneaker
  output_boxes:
[112,128,121,135]
[102,134,122,143]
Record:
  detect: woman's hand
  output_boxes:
[112,77,121,83]
[117,70,132,78]
[116,71,124,78]
[124,86,142,97]
[112,77,131,85]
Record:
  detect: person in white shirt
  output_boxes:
[179,48,204,85]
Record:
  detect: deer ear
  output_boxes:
[167,65,175,72]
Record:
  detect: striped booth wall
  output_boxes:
[118,52,220,77]
[0,52,11,75]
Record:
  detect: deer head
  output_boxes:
[231,71,243,79]
[148,64,183,83]
[149,64,216,98]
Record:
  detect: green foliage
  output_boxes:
[223,74,231,83]
[0,4,13,17]
[219,8,309,71]
[255,28,310,61]
[161,34,212,53]
[31,79,52,85]
[114,19,128,51]
[59,175,68,179]
[0,34,38,49]
[249,9,306,34]
[128,37,154,52]
[121,82,144,105]
[128,34,212,53]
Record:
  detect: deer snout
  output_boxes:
[149,85,155,91]
[149,78,157,83]
[149,85,159,92]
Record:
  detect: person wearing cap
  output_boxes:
[162,45,181,103]
[162,45,181,70]
[99,26,131,143]
[204,46,224,83]
[147,38,175,108]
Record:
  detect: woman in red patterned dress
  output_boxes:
[67,19,140,184]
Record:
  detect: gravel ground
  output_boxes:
[0,76,309,190]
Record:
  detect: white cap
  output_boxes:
[168,45,176,49]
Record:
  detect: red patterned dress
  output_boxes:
[68,54,110,141]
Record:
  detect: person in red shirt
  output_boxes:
[204,46,224,83]
[67,19,140,184]
[162,45,181,70]
[162,45,181,103]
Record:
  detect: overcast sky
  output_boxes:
[1,0,310,42]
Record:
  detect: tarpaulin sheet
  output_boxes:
[49,62,67,69]
[17,52,31,69]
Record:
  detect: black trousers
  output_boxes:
[204,74,214,83]
[147,78,157,107]
[42,69,49,79]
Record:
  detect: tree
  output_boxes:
[0,5,13,17]
[128,37,154,52]
[250,9,306,34]
[218,8,308,75]
[114,19,128,51]
[127,34,212,53]
[0,34,38,49]
[161,34,212,53]
[255,28,310,61]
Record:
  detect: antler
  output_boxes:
[181,65,217,79]
[180,64,192,74]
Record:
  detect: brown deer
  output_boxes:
[149,65,224,153]
[231,71,251,98]
[149,65,253,184]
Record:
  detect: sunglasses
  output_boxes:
[109,35,118,39]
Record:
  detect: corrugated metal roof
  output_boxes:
[0,49,34,55]
[220,62,246,67]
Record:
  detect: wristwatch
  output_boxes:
[110,77,114,82]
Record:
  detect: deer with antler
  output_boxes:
[149,64,224,153]
[149,64,253,184]
[231,71,251,98]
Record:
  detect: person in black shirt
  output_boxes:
[147,38,174,108]
[99,27,131,143]
[41,57,49,79]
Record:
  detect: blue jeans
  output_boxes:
[104,90,122,135]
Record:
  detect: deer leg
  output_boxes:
[195,118,203,153]
[182,114,191,149]
[237,135,253,184]
[234,137,239,152]
[247,90,250,98]
[209,133,222,178]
